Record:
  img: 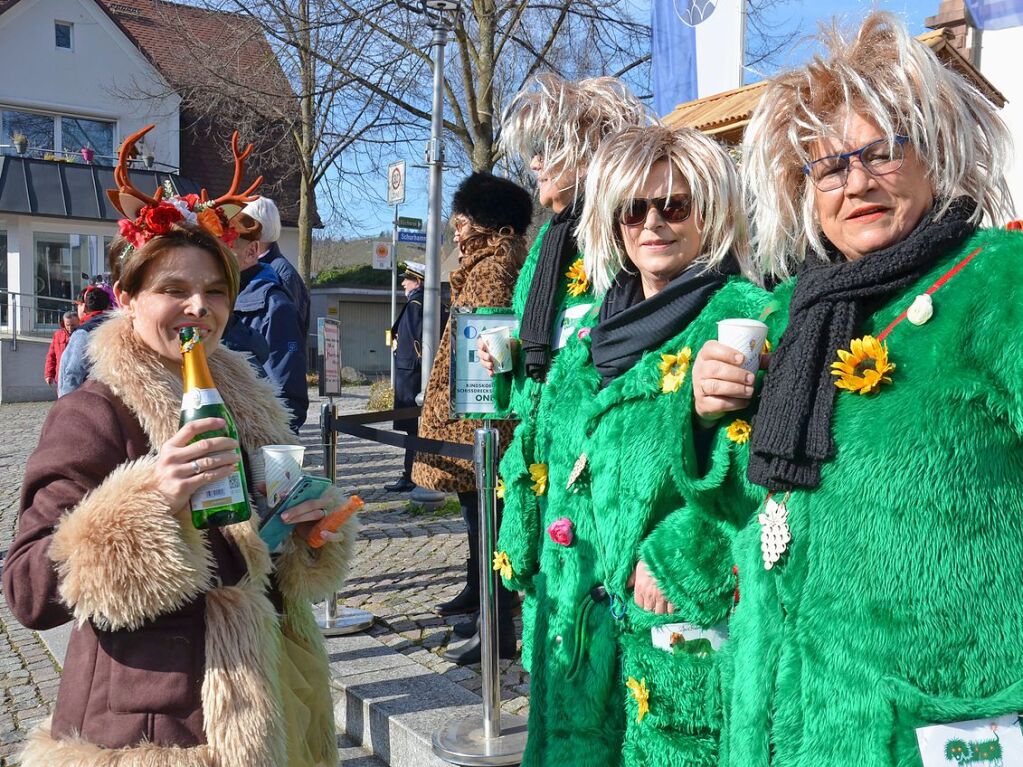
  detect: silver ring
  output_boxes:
[192,459,202,476]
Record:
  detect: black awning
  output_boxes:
[0,156,202,222]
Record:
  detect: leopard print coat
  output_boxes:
[411,239,525,492]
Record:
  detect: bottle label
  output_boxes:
[181,387,224,411]
[190,467,246,511]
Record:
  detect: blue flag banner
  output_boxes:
[652,0,697,116]
[651,1,745,118]
[964,0,1023,29]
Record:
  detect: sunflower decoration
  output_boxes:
[529,463,549,496]
[565,258,589,297]
[492,550,513,580]
[726,419,752,444]
[626,677,650,724]
[831,335,895,395]
[658,347,692,394]
[495,478,506,500]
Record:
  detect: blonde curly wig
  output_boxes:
[579,125,753,295]
[500,73,653,202]
[742,11,1014,280]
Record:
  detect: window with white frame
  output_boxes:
[2,108,114,163]
[55,21,73,50]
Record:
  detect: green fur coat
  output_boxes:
[495,219,594,609]
[498,278,770,767]
[724,228,1023,767]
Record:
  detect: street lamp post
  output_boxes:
[419,0,458,393]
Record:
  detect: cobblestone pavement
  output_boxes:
[0,389,528,765]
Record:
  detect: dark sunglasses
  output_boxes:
[619,194,693,227]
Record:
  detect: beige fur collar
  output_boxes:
[88,311,295,453]
[87,312,297,582]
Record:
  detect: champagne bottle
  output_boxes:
[179,326,251,529]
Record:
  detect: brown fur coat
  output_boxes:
[412,240,524,492]
[2,312,356,767]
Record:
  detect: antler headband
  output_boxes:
[107,124,263,252]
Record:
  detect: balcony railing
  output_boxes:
[0,290,80,350]
[0,143,179,173]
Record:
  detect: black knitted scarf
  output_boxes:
[590,256,739,387]
[747,197,977,491]
[519,200,583,381]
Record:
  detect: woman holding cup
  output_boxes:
[495,124,771,766]
[1,130,354,767]
[691,14,1022,766]
[411,172,532,663]
[483,74,651,663]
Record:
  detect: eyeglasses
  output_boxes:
[803,135,909,192]
[619,194,693,227]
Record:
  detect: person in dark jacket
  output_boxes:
[58,286,112,397]
[220,315,271,373]
[44,311,78,386]
[231,233,309,432]
[238,196,311,340]
[385,262,424,493]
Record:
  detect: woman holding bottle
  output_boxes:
[2,131,354,767]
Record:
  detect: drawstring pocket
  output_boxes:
[566,585,625,680]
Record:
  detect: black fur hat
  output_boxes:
[451,172,533,236]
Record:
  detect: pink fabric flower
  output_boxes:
[547,517,574,546]
[577,327,591,340]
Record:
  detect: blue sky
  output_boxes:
[332,0,945,242]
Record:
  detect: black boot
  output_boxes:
[436,494,481,616]
[435,582,479,616]
[442,583,518,665]
[452,613,479,638]
[384,476,415,492]
[441,625,518,665]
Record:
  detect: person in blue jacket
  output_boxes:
[238,196,311,340]
[220,315,270,374]
[232,231,309,432]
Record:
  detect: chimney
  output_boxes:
[925,0,980,65]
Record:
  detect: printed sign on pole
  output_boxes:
[387,160,406,205]
[449,308,518,418]
[373,242,393,270]
[318,318,342,397]
[398,230,428,245]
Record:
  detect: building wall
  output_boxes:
[311,287,398,376]
[979,27,1023,217]
[0,0,180,167]
[1,212,119,332]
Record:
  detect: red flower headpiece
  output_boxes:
[106,125,262,253]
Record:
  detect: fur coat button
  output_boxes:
[907,294,933,326]
[555,635,563,644]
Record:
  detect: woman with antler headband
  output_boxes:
[2,126,353,767]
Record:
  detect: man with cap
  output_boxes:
[231,225,309,433]
[386,261,425,493]
[238,196,311,340]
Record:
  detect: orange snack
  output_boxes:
[308,495,363,548]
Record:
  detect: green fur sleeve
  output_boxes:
[639,279,785,625]
[496,420,542,590]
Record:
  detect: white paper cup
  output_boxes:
[717,319,769,375]
[262,445,305,507]
[479,326,513,373]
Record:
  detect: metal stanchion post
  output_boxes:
[317,397,374,636]
[432,428,528,765]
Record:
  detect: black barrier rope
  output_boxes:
[329,407,475,462]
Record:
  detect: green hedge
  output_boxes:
[312,263,401,287]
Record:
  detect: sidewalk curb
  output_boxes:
[326,632,486,767]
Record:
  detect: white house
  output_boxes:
[0,0,309,400]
